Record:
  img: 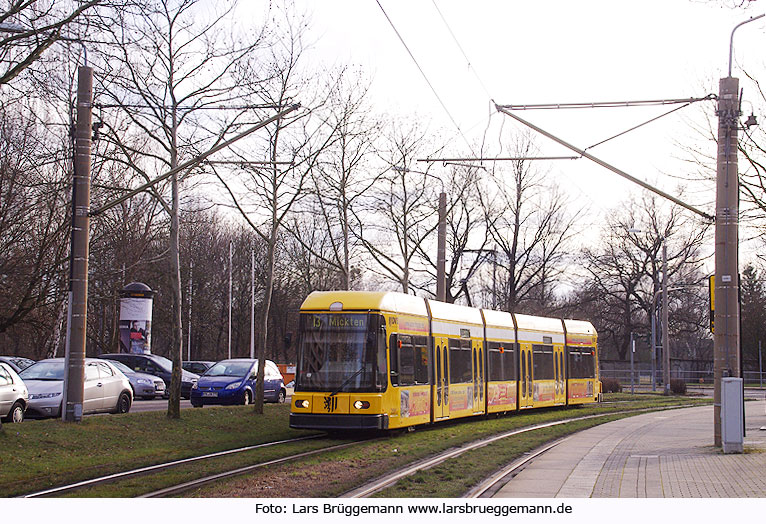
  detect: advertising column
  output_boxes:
[119,282,156,354]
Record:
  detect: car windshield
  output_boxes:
[107,360,134,375]
[149,355,173,372]
[19,361,65,380]
[204,361,253,378]
[6,357,34,370]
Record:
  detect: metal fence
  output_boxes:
[600,368,766,388]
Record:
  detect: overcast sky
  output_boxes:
[279,1,765,253]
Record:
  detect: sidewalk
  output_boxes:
[493,400,766,498]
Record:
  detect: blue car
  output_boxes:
[190,359,286,407]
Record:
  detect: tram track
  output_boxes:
[140,439,372,498]
[18,401,703,498]
[20,434,345,498]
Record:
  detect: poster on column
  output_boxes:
[119,298,153,354]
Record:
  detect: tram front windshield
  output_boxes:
[296,312,387,393]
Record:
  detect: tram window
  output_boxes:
[390,334,430,386]
[448,338,472,383]
[389,334,399,386]
[488,341,516,381]
[413,336,429,384]
[520,349,526,396]
[559,352,565,379]
[435,346,441,385]
[568,348,595,379]
[398,334,415,385]
[568,350,579,378]
[478,344,484,382]
[533,344,554,380]
[582,348,595,378]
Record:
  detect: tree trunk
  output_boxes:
[167,102,182,419]
[254,234,276,414]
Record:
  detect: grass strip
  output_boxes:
[0,404,311,497]
[190,395,711,498]
[64,437,350,497]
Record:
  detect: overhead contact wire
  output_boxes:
[375,0,474,153]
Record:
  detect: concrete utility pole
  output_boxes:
[713,13,764,446]
[62,66,93,422]
[436,191,447,302]
[713,74,741,446]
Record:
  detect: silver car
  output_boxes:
[19,358,133,418]
[105,359,166,400]
[0,362,28,423]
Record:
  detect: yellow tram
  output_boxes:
[289,291,600,431]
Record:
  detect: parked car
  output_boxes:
[100,353,198,399]
[0,356,36,374]
[190,359,286,407]
[105,359,166,400]
[182,360,215,375]
[19,358,132,419]
[0,362,28,423]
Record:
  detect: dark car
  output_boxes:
[105,359,167,400]
[190,359,286,407]
[99,353,198,399]
[182,360,215,375]
[0,356,36,374]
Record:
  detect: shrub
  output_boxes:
[601,378,622,393]
[670,378,687,395]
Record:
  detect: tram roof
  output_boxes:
[427,299,484,325]
[514,313,564,333]
[562,319,596,337]
[300,291,428,317]
[481,308,514,329]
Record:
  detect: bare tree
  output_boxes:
[0,0,103,85]
[579,195,709,361]
[292,69,380,290]
[411,164,490,304]
[0,100,69,353]
[213,5,341,414]
[482,135,580,314]
[355,122,441,293]
[93,0,272,418]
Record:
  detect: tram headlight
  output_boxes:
[295,399,309,409]
[353,400,370,410]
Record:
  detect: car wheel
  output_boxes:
[6,401,24,423]
[277,389,286,404]
[116,392,132,414]
[243,390,252,406]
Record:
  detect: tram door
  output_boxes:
[433,337,449,420]
[519,344,533,408]
[473,341,485,414]
[554,347,566,404]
